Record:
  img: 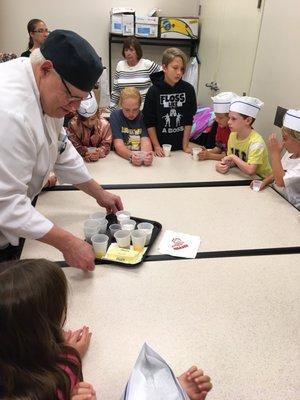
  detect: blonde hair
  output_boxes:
[120,87,141,106]
[162,48,187,72]
[282,126,300,140]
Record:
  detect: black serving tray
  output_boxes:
[97,214,162,267]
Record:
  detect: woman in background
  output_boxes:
[109,36,160,112]
[21,18,49,57]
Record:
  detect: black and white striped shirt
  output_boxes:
[109,58,161,111]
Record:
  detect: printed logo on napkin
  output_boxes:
[172,237,188,250]
[158,230,201,259]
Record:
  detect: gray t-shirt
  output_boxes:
[110,109,148,151]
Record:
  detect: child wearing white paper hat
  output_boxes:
[198,92,237,161]
[253,109,300,209]
[216,96,272,178]
[67,91,112,162]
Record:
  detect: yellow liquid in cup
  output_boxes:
[95,251,105,259]
[133,244,143,252]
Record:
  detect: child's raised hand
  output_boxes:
[178,366,212,400]
[64,326,92,358]
[154,145,165,157]
[71,381,97,400]
[268,133,282,155]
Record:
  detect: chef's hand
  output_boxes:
[61,236,95,271]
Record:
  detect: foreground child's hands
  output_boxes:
[143,152,153,166]
[154,145,165,157]
[71,381,97,400]
[215,161,230,174]
[64,326,92,358]
[178,366,212,400]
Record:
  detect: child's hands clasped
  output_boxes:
[71,381,97,400]
[63,326,92,358]
[178,365,212,400]
[143,151,153,166]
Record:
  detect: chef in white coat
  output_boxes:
[0,30,123,270]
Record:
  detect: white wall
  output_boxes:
[250,0,300,137]
[0,0,198,69]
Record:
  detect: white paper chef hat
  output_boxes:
[78,91,98,117]
[283,109,300,132]
[230,96,264,118]
[211,92,238,113]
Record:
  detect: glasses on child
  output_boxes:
[60,76,92,103]
[33,29,51,34]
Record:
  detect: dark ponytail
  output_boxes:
[26,19,43,50]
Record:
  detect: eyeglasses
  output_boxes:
[60,76,92,103]
[33,29,51,34]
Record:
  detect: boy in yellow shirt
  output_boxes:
[216,96,272,178]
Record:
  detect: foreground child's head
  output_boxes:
[120,87,141,120]
[211,92,238,128]
[282,109,300,154]
[78,91,99,128]
[162,48,187,86]
[228,96,264,132]
[0,259,81,398]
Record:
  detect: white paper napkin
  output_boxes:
[158,230,201,258]
[120,343,189,400]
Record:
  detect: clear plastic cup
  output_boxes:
[162,144,172,157]
[114,230,131,249]
[98,218,108,234]
[192,147,202,160]
[108,223,122,239]
[131,230,147,252]
[121,219,136,232]
[137,222,154,245]
[84,219,100,242]
[134,150,146,160]
[89,211,106,223]
[252,180,262,192]
[116,210,131,224]
[91,233,109,259]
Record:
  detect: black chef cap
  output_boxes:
[40,29,103,92]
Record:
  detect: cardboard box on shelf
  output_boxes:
[135,16,159,38]
[110,8,135,36]
[160,17,199,39]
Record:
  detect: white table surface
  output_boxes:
[21,186,300,261]
[84,151,251,185]
[63,255,300,400]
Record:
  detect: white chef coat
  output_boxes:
[0,57,92,246]
[281,151,300,210]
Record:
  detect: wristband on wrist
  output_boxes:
[128,155,133,163]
